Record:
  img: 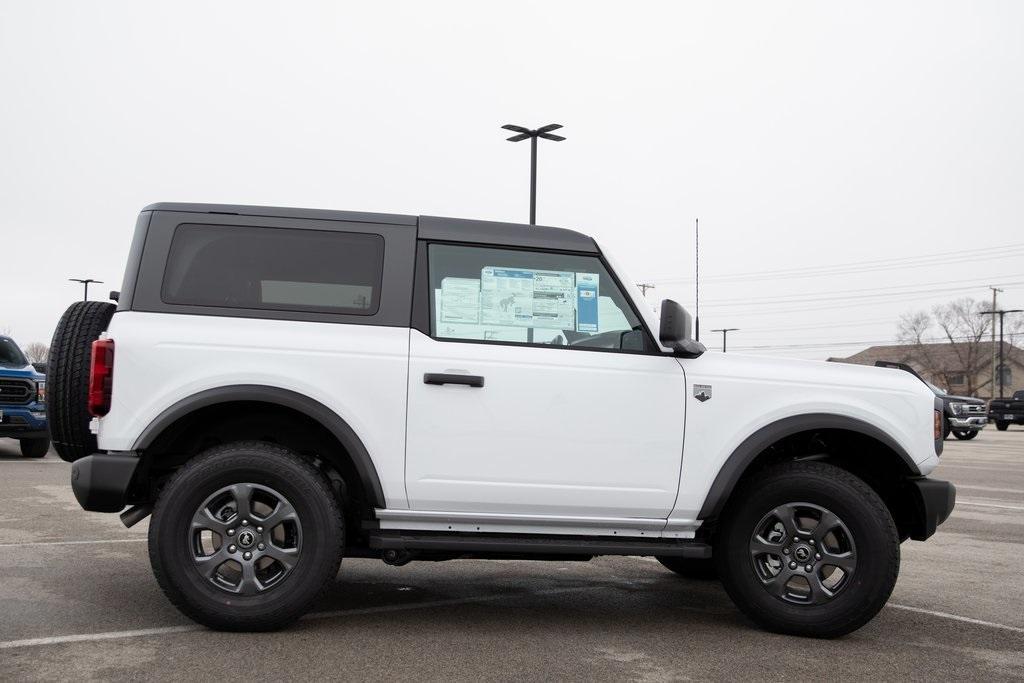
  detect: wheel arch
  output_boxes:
[132,384,386,509]
[697,413,921,522]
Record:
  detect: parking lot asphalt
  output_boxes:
[1,428,1022,681]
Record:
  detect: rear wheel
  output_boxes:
[149,441,344,631]
[47,301,116,462]
[716,461,899,638]
[19,437,49,458]
[655,556,718,580]
[996,421,1009,431]
[952,430,978,440]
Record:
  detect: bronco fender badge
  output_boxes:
[693,384,712,402]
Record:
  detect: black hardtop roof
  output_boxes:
[142,202,598,253]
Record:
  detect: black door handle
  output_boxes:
[423,373,485,388]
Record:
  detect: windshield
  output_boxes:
[924,381,946,396]
[0,338,28,367]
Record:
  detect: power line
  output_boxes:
[700,279,1024,309]
[730,333,984,352]
[698,274,1024,307]
[647,242,1024,284]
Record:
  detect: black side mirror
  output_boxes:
[659,299,705,358]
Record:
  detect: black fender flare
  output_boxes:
[132,384,386,508]
[697,413,922,520]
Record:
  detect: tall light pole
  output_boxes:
[980,308,1023,398]
[501,124,565,225]
[711,328,739,353]
[69,278,102,301]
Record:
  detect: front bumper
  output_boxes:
[907,477,956,541]
[0,402,47,440]
[948,416,987,430]
[71,453,140,512]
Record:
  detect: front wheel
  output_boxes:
[20,437,49,458]
[716,461,899,638]
[149,441,344,631]
[953,430,978,440]
[996,421,1009,431]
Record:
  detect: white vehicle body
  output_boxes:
[91,204,940,541]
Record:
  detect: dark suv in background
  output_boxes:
[0,335,49,457]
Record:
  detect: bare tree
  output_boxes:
[23,342,49,363]
[897,298,992,395]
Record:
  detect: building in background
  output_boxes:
[830,341,1023,399]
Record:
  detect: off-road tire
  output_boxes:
[716,461,899,638]
[47,301,116,462]
[656,556,718,580]
[995,421,1009,431]
[19,437,49,458]
[952,430,978,440]
[149,441,344,631]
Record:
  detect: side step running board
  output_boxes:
[368,532,711,559]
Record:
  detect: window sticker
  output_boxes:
[440,277,481,323]
[532,270,577,329]
[434,289,527,342]
[479,267,576,329]
[575,273,599,332]
[480,267,536,327]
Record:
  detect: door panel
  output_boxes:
[405,331,686,517]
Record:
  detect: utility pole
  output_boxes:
[501,124,566,225]
[980,308,1023,398]
[988,286,1002,399]
[69,278,102,301]
[636,283,656,297]
[711,328,739,353]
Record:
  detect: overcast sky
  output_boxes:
[2,1,1022,358]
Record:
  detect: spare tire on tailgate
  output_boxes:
[48,301,116,462]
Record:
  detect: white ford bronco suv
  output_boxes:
[48,203,954,637]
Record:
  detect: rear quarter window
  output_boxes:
[161,223,384,315]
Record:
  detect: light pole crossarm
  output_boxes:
[501,123,565,225]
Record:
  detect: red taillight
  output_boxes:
[88,339,114,417]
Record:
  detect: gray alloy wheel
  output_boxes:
[748,502,856,606]
[190,482,302,595]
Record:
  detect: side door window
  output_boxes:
[427,244,654,352]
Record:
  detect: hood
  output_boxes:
[944,393,985,405]
[684,351,934,397]
[0,364,44,381]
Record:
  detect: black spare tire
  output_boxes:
[47,301,116,462]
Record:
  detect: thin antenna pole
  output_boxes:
[695,218,700,342]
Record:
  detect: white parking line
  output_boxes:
[887,603,1024,635]
[956,499,1024,511]
[0,538,146,549]
[0,459,66,464]
[2,584,1023,650]
[956,485,1024,495]
[0,585,598,650]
